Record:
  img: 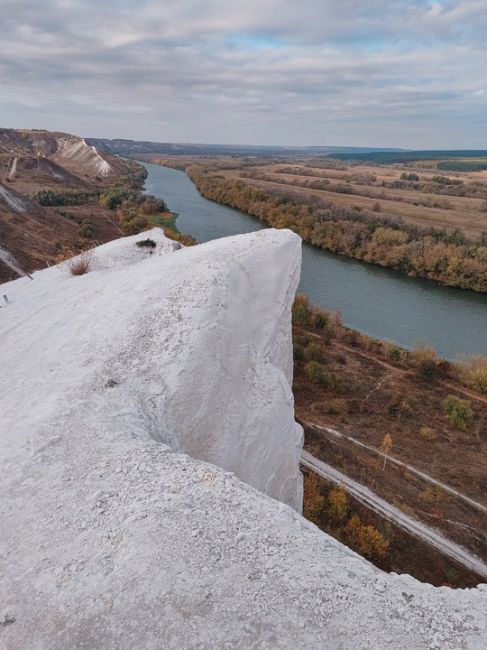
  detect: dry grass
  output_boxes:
[460,356,487,394]
[218,160,487,238]
[64,250,93,276]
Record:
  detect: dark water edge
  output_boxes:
[142,161,487,360]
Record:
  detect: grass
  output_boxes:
[65,250,93,276]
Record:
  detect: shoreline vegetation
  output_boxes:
[50,160,197,260]
[292,293,487,396]
[151,158,487,293]
[96,160,197,246]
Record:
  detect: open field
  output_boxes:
[180,157,487,239]
[143,154,487,292]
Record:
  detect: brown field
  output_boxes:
[292,317,487,586]
[220,161,487,239]
[146,154,487,239]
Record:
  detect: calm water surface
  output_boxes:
[143,161,487,359]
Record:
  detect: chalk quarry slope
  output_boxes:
[0,128,131,283]
[1,228,486,650]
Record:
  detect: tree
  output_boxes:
[344,515,390,560]
[303,473,325,524]
[380,433,393,470]
[442,395,474,430]
[328,487,348,522]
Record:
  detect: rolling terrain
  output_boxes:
[0,129,132,281]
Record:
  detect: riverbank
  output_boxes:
[154,157,487,293]
[292,297,486,587]
[139,159,487,358]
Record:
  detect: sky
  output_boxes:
[1,0,486,148]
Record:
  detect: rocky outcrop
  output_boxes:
[0,229,486,649]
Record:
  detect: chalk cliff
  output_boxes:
[1,228,486,649]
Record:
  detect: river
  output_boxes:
[143,161,487,359]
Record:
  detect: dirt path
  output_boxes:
[306,329,487,406]
[301,450,487,579]
[301,419,487,514]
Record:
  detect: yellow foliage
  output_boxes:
[328,487,348,522]
[345,515,390,560]
[303,473,325,524]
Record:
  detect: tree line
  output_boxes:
[186,166,487,293]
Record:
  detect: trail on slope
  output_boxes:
[301,450,487,579]
[302,420,487,514]
[0,184,28,215]
[0,246,32,280]
[8,157,18,180]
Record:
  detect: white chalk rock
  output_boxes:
[1,228,486,650]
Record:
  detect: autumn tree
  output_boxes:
[344,515,390,561]
[380,433,393,470]
[303,473,325,524]
[328,487,348,523]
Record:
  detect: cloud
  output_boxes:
[0,0,485,147]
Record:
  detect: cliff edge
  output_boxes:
[1,228,486,649]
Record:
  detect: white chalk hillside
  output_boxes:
[0,228,486,649]
[55,136,113,175]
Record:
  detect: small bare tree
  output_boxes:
[381,433,393,470]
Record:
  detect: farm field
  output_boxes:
[205,158,487,239]
[142,154,487,239]
[141,153,487,292]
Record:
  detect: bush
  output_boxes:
[325,398,348,416]
[136,238,157,248]
[341,329,360,347]
[344,515,390,561]
[387,394,412,418]
[460,356,487,394]
[35,189,100,206]
[121,215,149,236]
[292,294,310,325]
[419,426,437,441]
[303,341,327,363]
[303,473,325,524]
[78,221,94,239]
[323,371,347,394]
[412,345,442,381]
[388,347,402,362]
[305,361,327,384]
[309,308,330,331]
[65,250,93,276]
[421,486,441,502]
[442,395,474,430]
[328,487,348,522]
[401,173,419,182]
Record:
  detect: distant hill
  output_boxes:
[0,128,132,282]
[330,150,487,164]
[87,137,403,158]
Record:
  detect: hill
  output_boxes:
[1,228,486,649]
[0,128,134,282]
[88,136,403,158]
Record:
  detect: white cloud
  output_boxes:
[0,0,485,147]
